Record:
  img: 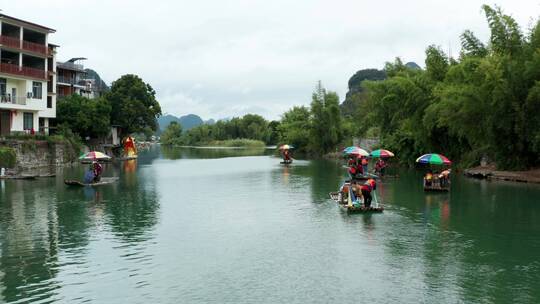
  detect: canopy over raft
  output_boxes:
[279,144,294,150]
[343,146,369,157]
[370,149,394,158]
[279,144,294,164]
[416,153,452,165]
[416,153,452,192]
[79,151,111,163]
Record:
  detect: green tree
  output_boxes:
[358,5,540,169]
[309,81,343,154]
[460,30,488,58]
[277,106,311,152]
[160,122,183,145]
[265,120,280,145]
[105,74,162,136]
[239,114,268,141]
[425,45,449,82]
[56,94,111,138]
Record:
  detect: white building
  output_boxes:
[0,14,56,135]
[57,58,89,99]
[57,58,105,100]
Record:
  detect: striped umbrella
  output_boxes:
[279,144,294,150]
[79,151,111,160]
[342,146,369,157]
[370,149,395,158]
[415,153,451,165]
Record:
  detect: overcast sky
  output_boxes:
[4,1,540,120]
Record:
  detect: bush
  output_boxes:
[207,139,266,148]
[56,125,83,161]
[0,147,17,168]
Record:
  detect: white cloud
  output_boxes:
[5,0,539,120]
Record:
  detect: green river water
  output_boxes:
[0,146,539,303]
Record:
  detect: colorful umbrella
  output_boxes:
[415,153,451,165]
[342,146,369,157]
[79,151,111,160]
[279,144,294,150]
[370,149,395,158]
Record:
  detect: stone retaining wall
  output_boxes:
[0,139,79,176]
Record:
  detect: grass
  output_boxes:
[0,147,16,168]
[205,139,266,148]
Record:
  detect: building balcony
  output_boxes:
[0,94,26,105]
[22,40,48,56]
[0,35,20,49]
[0,35,48,56]
[57,75,87,86]
[0,62,46,80]
[57,75,75,85]
[57,61,85,72]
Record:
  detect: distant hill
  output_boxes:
[340,68,387,117]
[340,62,422,117]
[84,69,109,94]
[157,114,204,133]
[405,62,421,70]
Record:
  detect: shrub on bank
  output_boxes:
[0,147,16,168]
[207,139,266,148]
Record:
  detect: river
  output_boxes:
[0,146,539,303]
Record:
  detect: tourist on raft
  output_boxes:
[374,158,387,176]
[92,161,103,183]
[424,170,434,187]
[361,156,369,175]
[84,166,95,184]
[348,158,364,179]
[360,179,376,208]
[347,155,356,167]
[283,149,292,163]
[438,169,451,187]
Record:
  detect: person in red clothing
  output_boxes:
[348,165,357,179]
[361,156,369,175]
[360,179,376,208]
[92,161,103,183]
[283,149,291,162]
[347,156,356,167]
[356,156,364,176]
[374,158,386,176]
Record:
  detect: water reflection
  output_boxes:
[0,180,60,303]
[380,169,540,303]
[0,152,161,303]
[273,159,343,204]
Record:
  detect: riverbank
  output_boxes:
[0,137,80,178]
[171,139,266,148]
[464,165,540,184]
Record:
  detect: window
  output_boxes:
[23,112,33,130]
[47,96,52,108]
[32,82,42,99]
[0,78,6,96]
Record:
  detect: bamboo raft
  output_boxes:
[329,192,384,214]
[423,180,450,192]
[64,177,119,187]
